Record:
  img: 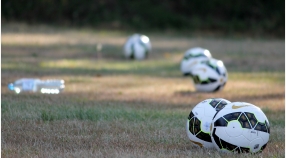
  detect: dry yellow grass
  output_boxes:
[1,23,285,158]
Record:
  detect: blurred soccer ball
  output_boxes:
[210,102,270,153]
[180,47,212,76]
[191,58,227,92]
[123,34,151,60]
[186,98,231,148]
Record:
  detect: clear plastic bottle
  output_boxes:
[8,78,65,94]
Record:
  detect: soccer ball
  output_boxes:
[186,98,231,148]
[191,58,227,92]
[180,47,212,76]
[210,102,270,153]
[123,34,151,60]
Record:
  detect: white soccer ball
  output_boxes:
[191,58,227,92]
[186,98,231,148]
[123,34,151,60]
[180,47,212,76]
[210,102,270,153]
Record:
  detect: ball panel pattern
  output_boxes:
[188,112,201,135]
[183,53,208,60]
[240,147,250,153]
[223,112,241,121]
[186,98,231,148]
[238,113,251,129]
[188,119,195,135]
[245,112,258,128]
[187,111,195,120]
[191,58,228,92]
[196,131,212,142]
[212,128,222,148]
[193,118,201,135]
[213,85,221,92]
[214,112,269,130]
[137,39,149,58]
[209,99,228,111]
[211,102,270,153]
[254,122,269,133]
[214,117,228,127]
[180,47,212,76]
[204,61,221,75]
[130,43,135,59]
[212,128,251,153]
[123,34,151,60]
[220,137,239,151]
[209,99,220,108]
[192,76,217,85]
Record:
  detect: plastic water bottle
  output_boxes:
[8,78,65,94]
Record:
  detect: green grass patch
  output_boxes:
[3,100,184,126]
[229,72,285,84]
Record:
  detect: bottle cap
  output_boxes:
[8,83,14,90]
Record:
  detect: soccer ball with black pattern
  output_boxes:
[180,47,212,76]
[186,98,231,148]
[191,58,227,92]
[210,102,270,153]
[123,34,151,60]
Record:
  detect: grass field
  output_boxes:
[1,23,285,158]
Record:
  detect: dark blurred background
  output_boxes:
[2,0,284,38]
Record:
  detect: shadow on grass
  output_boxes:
[174,89,284,103]
[2,60,182,79]
[2,43,181,59]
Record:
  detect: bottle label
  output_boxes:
[22,80,35,91]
